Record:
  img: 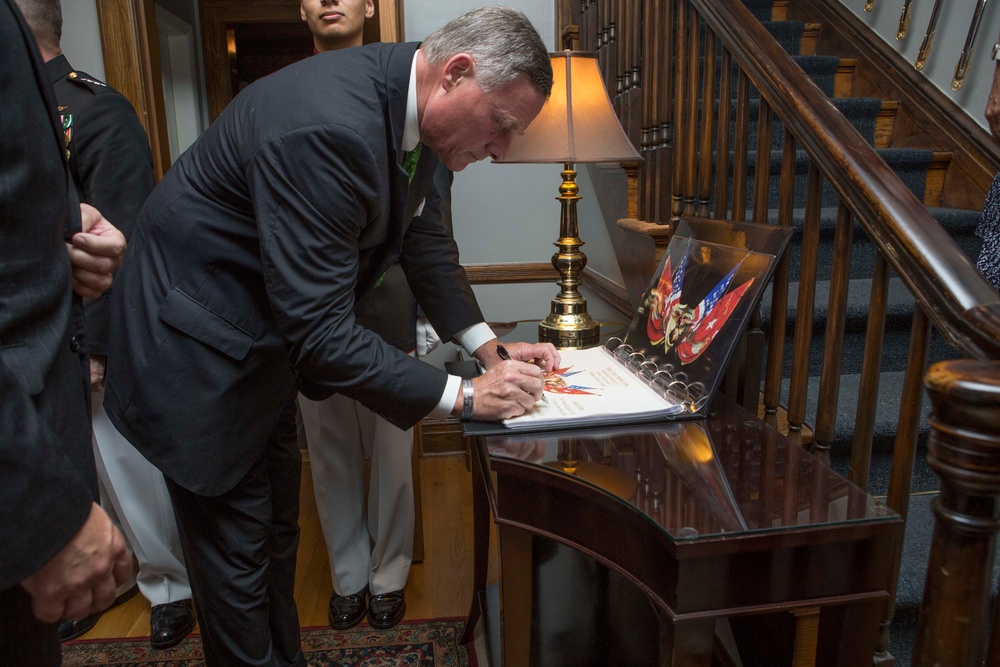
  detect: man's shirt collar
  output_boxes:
[402,50,420,152]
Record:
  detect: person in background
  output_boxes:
[0,0,132,663]
[297,0,447,631]
[13,0,196,649]
[978,33,1000,291]
[104,6,556,664]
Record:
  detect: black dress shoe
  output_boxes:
[59,583,140,641]
[328,588,367,631]
[58,614,99,642]
[149,599,195,649]
[367,590,405,629]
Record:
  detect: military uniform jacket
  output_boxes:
[105,42,484,495]
[0,0,95,589]
[47,54,154,357]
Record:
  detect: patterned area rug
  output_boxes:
[62,619,476,666]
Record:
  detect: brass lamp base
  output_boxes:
[538,307,600,349]
[537,162,601,350]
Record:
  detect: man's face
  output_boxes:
[300,0,374,50]
[420,55,546,172]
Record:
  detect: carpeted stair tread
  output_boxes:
[781,371,933,457]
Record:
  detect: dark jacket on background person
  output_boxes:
[46,53,154,355]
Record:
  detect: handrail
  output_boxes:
[693,0,1000,360]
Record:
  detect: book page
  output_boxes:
[502,347,683,429]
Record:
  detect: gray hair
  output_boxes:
[421,5,552,97]
[12,0,62,51]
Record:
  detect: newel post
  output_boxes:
[913,360,1000,667]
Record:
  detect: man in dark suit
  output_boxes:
[105,5,556,665]
[13,0,196,647]
[0,0,132,663]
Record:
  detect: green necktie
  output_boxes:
[402,142,422,182]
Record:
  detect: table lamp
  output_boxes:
[496,51,641,349]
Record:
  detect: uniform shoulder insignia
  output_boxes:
[68,71,108,87]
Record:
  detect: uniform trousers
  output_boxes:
[91,390,190,606]
[165,399,305,667]
[299,391,415,597]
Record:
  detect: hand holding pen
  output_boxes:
[496,344,549,404]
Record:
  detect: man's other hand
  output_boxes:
[66,203,126,299]
[20,503,133,624]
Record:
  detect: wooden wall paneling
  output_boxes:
[96,0,171,180]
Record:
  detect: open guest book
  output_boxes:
[500,218,793,432]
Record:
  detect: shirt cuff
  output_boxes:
[454,322,495,356]
[428,322,495,419]
[430,374,463,419]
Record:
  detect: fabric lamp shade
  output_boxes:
[497,51,641,164]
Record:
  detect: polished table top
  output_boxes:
[479,398,897,544]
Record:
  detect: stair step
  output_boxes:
[800,22,822,56]
[734,147,940,209]
[781,370,934,455]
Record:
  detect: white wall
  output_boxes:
[843,0,1000,131]
[59,0,105,80]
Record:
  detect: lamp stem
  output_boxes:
[538,162,601,349]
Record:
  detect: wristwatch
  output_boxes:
[992,42,1000,61]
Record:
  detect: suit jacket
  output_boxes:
[358,163,455,351]
[0,0,96,590]
[105,42,483,495]
[47,54,154,356]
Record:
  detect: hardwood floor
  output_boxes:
[82,453,476,640]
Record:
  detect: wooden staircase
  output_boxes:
[562,0,1000,664]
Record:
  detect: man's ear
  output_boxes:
[365,0,375,19]
[300,2,307,22]
[440,53,475,92]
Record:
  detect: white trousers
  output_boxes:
[298,392,414,596]
[92,391,191,607]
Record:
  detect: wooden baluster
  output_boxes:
[762,117,791,430]
[848,252,889,490]
[628,0,642,150]
[812,203,854,466]
[913,360,1000,667]
[714,49,732,219]
[656,0,673,224]
[608,0,619,111]
[730,70,750,222]
[697,28,716,218]
[786,163,822,448]
[638,0,654,220]
[873,305,930,664]
[600,0,612,86]
[683,5,699,217]
[751,100,773,225]
[670,0,687,224]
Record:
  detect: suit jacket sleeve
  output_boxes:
[247,124,447,427]
[0,0,95,589]
[400,162,485,343]
[75,93,154,356]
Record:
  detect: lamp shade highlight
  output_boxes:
[496,51,641,164]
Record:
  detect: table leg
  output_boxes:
[462,441,490,645]
[497,524,533,667]
[659,614,715,666]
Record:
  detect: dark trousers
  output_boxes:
[0,586,61,667]
[166,400,304,666]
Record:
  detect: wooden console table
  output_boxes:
[460,396,902,666]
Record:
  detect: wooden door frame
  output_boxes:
[95,0,171,180]
[96,0,404,170]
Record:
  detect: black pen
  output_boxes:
[496,343,548,404]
